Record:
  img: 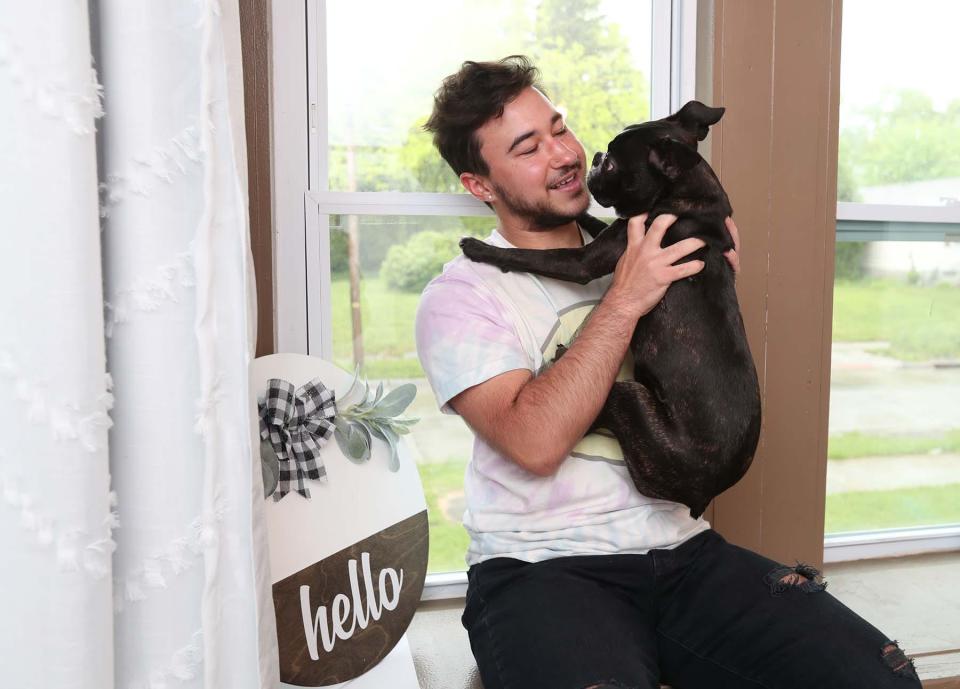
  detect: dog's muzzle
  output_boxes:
[591,151,616,174]
[587,156,616,207]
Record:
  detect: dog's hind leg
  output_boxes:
[594,381,711,512]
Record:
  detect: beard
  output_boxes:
[491,174,590,229]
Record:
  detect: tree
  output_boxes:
[834,90,960,281]
[398,120,460,195]
[399,0,649,195]
[333,0,652,275]
[529,0,649,161]
[836,140,861,203]
[841,89,960,189]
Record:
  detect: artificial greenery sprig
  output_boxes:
[333,368,419,471]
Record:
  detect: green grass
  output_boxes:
[825,483,960,532]
[418,460,471,573]
[416,457,960,566]
[331,275,424,379]
[330,274,960,557]
[332,276,960,379]
[418,464,960,561]
[832,278,960,361]
[828,429,960,460]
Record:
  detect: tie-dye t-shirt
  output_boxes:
[415,226,709,566]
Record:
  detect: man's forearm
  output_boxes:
[500,291,637,475]
[455,214,703,476]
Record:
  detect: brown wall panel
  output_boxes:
[760,0,840,564]
[707,0,776,553]
[709,0,842,567]
[239,0,275,356]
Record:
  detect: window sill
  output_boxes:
[422,570,468,602]
[421,524,960,602]
[824,525,960,563]
[824,550,960,682]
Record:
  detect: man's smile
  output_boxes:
[548,166,584,192]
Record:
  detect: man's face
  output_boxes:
[474,87,590,228]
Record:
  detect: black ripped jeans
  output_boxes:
[462,530,920,689]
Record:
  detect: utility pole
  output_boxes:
[345,144,364,369]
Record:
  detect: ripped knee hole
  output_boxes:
[882,640,919,678]
[764,562,827,596]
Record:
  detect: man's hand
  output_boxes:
[605,213,706,320]
[724,217,741,275]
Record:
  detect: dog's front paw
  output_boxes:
[460,237,508,271]
[460,237,486,260]
[459,237,488,259]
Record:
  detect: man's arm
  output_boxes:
[449,213,707,476]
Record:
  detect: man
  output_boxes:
[414,55,918,689]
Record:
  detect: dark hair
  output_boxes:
[424,55,544,177]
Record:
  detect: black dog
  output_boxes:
[459,101,761,518]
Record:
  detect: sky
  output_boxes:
[840,0,960,113]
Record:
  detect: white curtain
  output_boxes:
[0,1,277,687]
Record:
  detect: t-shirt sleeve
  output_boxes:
[415,270,534,414]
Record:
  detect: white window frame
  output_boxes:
[272,1,960,597]
[837,202,960,241]
[272,0,698,597]
[275,0,697,355]
[829,13,960,562]
[824,525,960,564]
[826,0,960,559]
[829,204,960,561]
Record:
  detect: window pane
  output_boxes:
[325,0,653,193]
[329,214,492,573]
[826,236,960,533]
[829,1,960,537]
[838,1,960,207]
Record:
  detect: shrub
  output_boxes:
[835,241,867,280]
[380,231,463,292]
[330,219,349,274]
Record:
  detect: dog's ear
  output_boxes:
[666,101,725,144]
[649,137,701,180]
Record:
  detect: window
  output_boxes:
[825,0,960,561]
[279,0,699,582]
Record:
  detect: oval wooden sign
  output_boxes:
[250,354,429,687]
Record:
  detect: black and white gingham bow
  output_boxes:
[258,377,337,500]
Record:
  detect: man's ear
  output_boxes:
[460,172,494,203]
[666,101,725,144]
[648,138,701,181]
